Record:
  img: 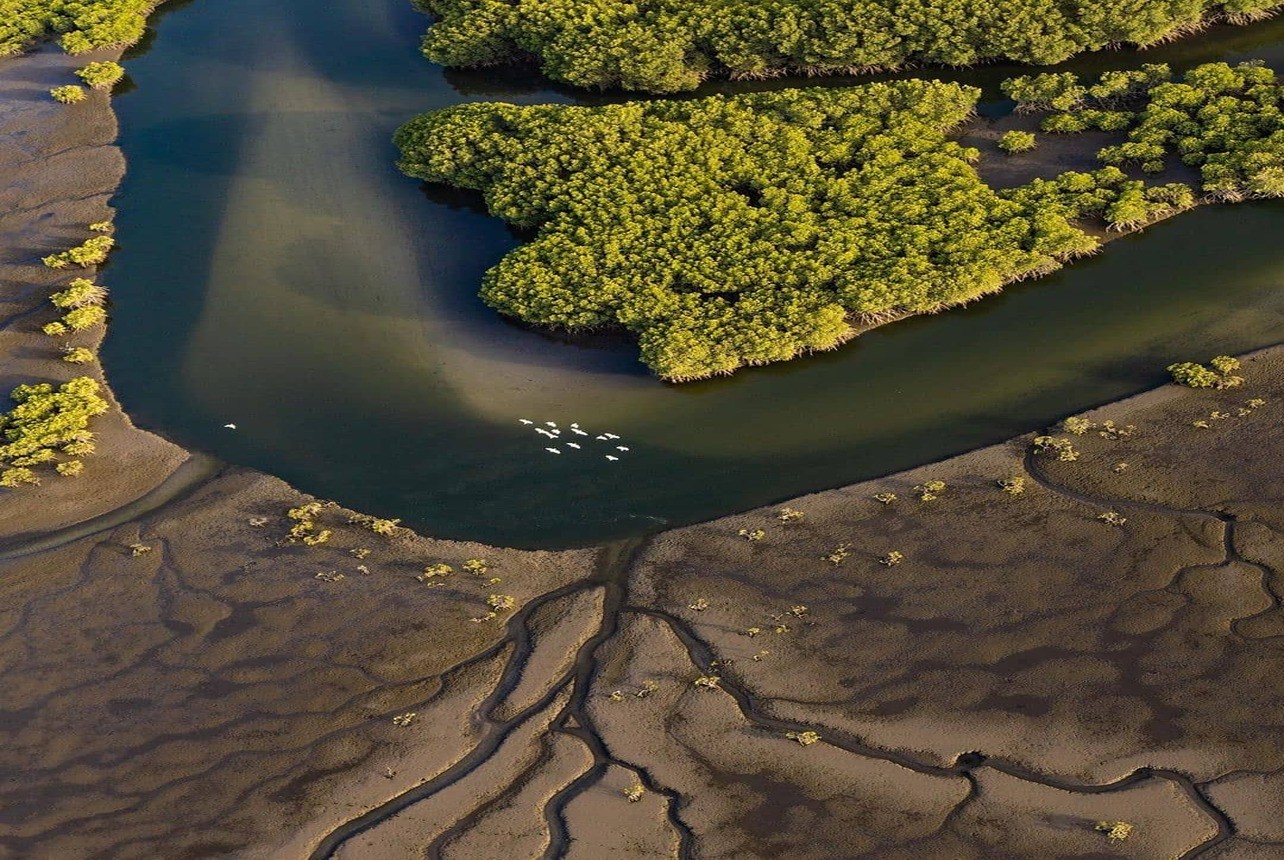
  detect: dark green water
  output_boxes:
[103,1,1284,548]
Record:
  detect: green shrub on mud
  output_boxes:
[0,377,108,487]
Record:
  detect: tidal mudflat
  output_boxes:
[5,1,1284,857]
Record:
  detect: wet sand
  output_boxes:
[5,38,1284,860]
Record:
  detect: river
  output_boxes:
[102,0,1284,547]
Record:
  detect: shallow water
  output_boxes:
[103,0,1284,547]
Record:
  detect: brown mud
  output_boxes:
[5,37,1284,860]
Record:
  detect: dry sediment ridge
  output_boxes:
[6,44,1284,860]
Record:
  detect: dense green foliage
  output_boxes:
[1,0,155,56]
[395,62,1278,379]
[76,60,125,89]
[419,0,1281,92]
[399,61,1280,379]
[398,82,1106,379]
[0,377,107,488]
[1006,62,1284,200]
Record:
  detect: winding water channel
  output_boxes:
[102,0,1284,547]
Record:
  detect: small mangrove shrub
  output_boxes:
[45,280,108,337]
[417,562,454,583]
[1096,419,1135,439]
[285,502,331,544]
[776,507,805,523]
[62,305,106,332]
[623,784,646,802]
[997,130,1037,153]
[50,85,85,104]
[75,61,125,90]
[0,467,38,488]
[879,551,904,566]
[43,235,114,269]
[786,730,821,746]
[1032,436,1079,461]
[487,594,517,612]
[914,480,946,501]
[55,459,84,476]
[998,476,1026,494]
[51,278,107,308]
[1168,356,1243,389]
[1061,415,1094,435]
[1095,821,1134,843]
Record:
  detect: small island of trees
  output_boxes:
[398,81,1101,379]
[398,63,1283,381]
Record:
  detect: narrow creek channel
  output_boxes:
[102,0,1284,547]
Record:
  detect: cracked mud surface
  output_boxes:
[6,37,1284,860]
[7,357,1284,858]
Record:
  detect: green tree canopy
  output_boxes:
[2,0,154,57]
[397,82,1100,380]
[418,0,1280,92]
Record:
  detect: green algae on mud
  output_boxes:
[101,0,1284,547]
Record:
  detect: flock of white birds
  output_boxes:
[518,419,631,461]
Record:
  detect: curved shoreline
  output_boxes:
[8,25,1284,860]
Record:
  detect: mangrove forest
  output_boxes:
[418,0,1282,92]
[397,62,1284,381]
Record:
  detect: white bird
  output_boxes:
[519,419,534,425]
[536,428,555,438]
[596,435,609,440]
[223,423,237,430]
[570,422,580,428]
[604,433,620,440]
[546,421,558,427]
[566,442,581,449]
[605,455,619,461]
[616,446,629,451]
[571,428,589,436]
[546,447,561,454]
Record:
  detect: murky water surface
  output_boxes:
[103,2,1284,546]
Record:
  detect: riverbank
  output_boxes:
[6,38,1284,860]
[0,44,191,537]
